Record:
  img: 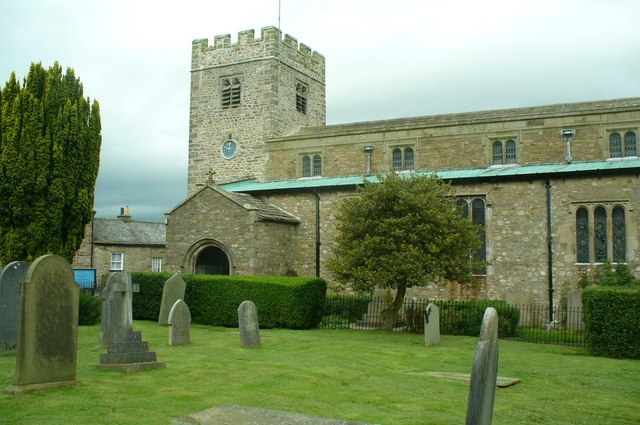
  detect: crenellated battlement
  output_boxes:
[191,26,325,80]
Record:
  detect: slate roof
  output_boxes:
[92,219,166,246]
[221,158,640,193]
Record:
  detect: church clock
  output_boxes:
[221,138,237,159]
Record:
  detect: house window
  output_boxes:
[296,82,308,114]
[302,154,322,177]
[609,131,637,158]
[492,139,517,165]
[456,196,487,271]
[575,204,627,263]
[392,147,415,171]
[110,252,124,271]
[221,76,241,109]
[152,257,162,273]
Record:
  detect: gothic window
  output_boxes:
[594,206,608,262]
[302,154,321,177]
[457,196,487,272]
[221,76,241,109]
[296,82,308,114]
[624,131,637,157]
[575,205,628,264]
[313,154,322,176]
[492,139,517,165]
[610,131,637,157]
[392,147,415,171]
[576,207,590,263]
[302,155,311,177]
[612,206,626,263]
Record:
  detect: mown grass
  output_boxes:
[0,321,638,424]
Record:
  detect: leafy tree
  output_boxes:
[0,62,101,263]
[328,172,484,330]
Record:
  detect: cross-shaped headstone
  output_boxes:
[100,272,139,345]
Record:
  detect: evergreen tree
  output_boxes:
[0,63,101,263]
[328,172,484,330]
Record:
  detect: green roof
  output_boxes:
[221,159,640,193]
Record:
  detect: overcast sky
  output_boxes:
[2,0,639,222]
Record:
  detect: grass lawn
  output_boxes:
[1,321,638,424]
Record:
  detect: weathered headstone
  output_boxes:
[465,307,499,425]
[158,273,186,325]
[96,271,165,372]
[238,300,261,348]
[0,261,29,351]
[423,303,440,346]
[168,299,191,346]
[5,255,79,393]
[566,288,583,329]
[100,272,137,345]
[504,288,533,326]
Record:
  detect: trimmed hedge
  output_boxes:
[131,272,327,329]
[583,286,640,358]
[78,291,102,326]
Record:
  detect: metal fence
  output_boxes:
[320,294,586,347]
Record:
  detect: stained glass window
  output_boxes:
[623,131,637,157]
[392,148,402,171]
[505,140,517,164]
[492,141,503,165]
[576,207,589,263]
[404,147,414,170]
[612,206,626,263]
[302,155,311,177]
[313,154,322,176]
[594,206,608,262]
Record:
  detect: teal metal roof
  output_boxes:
[221,159,640,193]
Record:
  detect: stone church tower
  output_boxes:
[188,27,326,193]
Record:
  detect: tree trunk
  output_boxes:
[380,284,407,331]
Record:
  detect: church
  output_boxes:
[73,26,640,305]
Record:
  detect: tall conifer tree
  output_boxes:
[0,63,101,263]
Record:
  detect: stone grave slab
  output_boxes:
[0,261,29,351]
[238,300,261,348]
[423,303,440,346]
[168,299,191,346]
[5,255,78,394]
[465,307,499,425]
[158,273,186,325]
[422,372,520,388]
[171,404,380,425]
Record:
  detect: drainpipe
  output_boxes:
[545,179,554,324]
[314,191,321,277]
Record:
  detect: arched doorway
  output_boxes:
[195,246,230,275]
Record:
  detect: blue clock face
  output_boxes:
[221,139,237,159]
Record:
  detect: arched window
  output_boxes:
[404,147,414,170]
[505,140,517,164]
[624,131,637,157]
[296,82,308,114]
[392,148,403,171]
[609,132,622,157]
[594,206,608,262]
[221,76,241,109]
[313,154,322,176]
[576,207,590,263]
[492,141,503,165]
[302,155,311,177]
[612,206,626,263]
[471,198,486,264]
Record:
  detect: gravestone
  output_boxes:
[238,300,261,348]
[504,288,533,326]
[465,307,499,425]
[96,271,165,372]
[5,255,78,393]
[158,273,186,325]
[423,303,440,346]
[566,288,583,329]
[168,299,191,346]
[0,261,29,351]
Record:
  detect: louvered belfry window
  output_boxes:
[221,77,241,109]
[296,82,308,114]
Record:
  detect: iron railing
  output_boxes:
[319,294,586,347]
